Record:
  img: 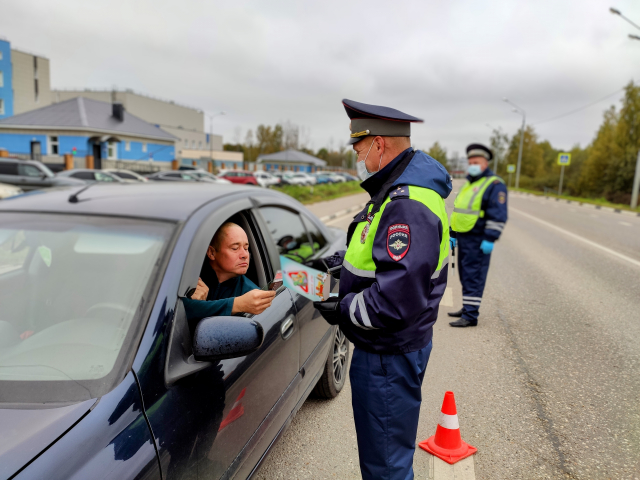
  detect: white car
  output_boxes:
[104,169,149,183]
[0,182,23,199]
[285,173,316,186]
[253,171,280,188]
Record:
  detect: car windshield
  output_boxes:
[38,163,55,178]
[0,213,174,404]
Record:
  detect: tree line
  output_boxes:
[224,122,356,169]
[425,81,640,205]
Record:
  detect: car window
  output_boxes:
[181,174,195,180]
[0,213,174,404]
[72,171,96,180]
[0,162,19,175]
[166,173,181,178]
[95,172,116,182]
[301,215,327,253]
[18,164,43,177]
[116,172,136,180]
[259,206,314,263]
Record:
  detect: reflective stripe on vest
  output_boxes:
[344,185,449,282]
[451,176,503,233]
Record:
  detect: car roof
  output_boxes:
[0,183,261,221]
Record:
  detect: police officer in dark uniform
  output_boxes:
[312,99,452,480]
[448,143,508,327]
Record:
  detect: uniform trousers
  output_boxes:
[457,234,492,322]
[350,341,432,480]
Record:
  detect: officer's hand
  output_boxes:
[450,238,457,249]
[313,297,342,325]
[480,240,494,255]
[190,278,209,300]
[232,289,276,315]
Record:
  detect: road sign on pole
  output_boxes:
[557,153,571,196]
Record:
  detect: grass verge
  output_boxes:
[275,182,364,204]
[511,187,640,213]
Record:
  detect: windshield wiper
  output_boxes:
[68,183,94,203]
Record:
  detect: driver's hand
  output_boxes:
[190,278,209,300]
[232,289,276,315]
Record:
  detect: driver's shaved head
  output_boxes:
[210,222,243,251]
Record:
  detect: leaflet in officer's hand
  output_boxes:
[280,255,330,301]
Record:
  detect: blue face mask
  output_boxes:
[467,164,482,177]
[356,139,381,181]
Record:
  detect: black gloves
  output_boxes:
[313,297,342,325]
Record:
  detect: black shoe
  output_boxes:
[449,318,478,328]
[447,308,464,318]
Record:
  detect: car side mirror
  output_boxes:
[193,316,264,362]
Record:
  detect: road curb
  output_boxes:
[319,203,367,223]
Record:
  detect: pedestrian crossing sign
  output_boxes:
[557,153,571,166]
[506,164,515,173]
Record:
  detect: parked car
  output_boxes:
[104,169,150,183]
[282,173,315,186]
[253,171,280,188]
[0,182,23,199]
[218,170,259,185]
[311,173,334,184]
[58,169,126,183]
[316,171,346,183]
[0,182,348,480]
[0,158,85,191]
[185,169,232,184]
[338,173,359,182]
[272,172,292,185]
[146,171,200,182]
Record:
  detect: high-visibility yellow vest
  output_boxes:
[343,186,449,279]
[451,176,503,233]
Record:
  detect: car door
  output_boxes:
[137,200,300,480]
[16,163,47,190]
[255,206,335,397]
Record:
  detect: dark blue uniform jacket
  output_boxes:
[451,167,508,242]
[325,149,452,354]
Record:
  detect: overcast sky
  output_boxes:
[1,0,639,156]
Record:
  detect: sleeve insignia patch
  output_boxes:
[498,191,506,204]
[387,224,410,261]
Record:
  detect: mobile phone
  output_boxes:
[264,279,283,291]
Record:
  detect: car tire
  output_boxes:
[313,326,349,399]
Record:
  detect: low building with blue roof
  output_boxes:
[256,149,327,173]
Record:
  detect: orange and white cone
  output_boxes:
[419,391,477,464]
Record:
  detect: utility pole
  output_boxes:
[503,98,526,189]
[610,7,640,208]
[631,150,640,209]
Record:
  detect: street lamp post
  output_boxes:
[503,98,526,189]
[208,111,225,171]
[610,7,640,208]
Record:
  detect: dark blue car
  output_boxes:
[0,182,349,480]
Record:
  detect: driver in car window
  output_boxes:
[182,222,276,320]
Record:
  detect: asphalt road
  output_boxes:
[257,183,640,480]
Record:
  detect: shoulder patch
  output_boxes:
[387,224,410,261]
[498,191,506,204]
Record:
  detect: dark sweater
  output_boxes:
[182,262,259,321]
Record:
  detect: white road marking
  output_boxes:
[324,211,358,225]
[440,288,453,307]
[511,207,640,269]
[620,221,632,227]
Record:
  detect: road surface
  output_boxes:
[257,183,640,479]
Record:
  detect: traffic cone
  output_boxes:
[418,391,477,464]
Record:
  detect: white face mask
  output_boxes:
[356,139,383,181]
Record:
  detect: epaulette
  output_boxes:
[390,185,410,200]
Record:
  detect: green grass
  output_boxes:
[511,187,640,213]
[275,182,364,204]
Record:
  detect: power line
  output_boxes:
[531,88,625,125]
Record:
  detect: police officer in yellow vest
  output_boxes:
[312,99,452,480]
[449,143,508,327]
